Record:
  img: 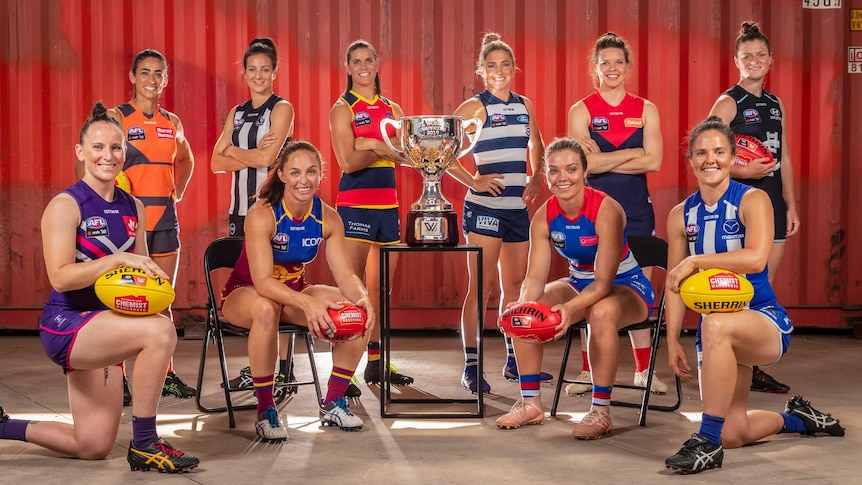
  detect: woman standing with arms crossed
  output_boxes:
[212,38,296,395]
[449,33,546,393]
[1,103,199,473]
[76,49,197,401]
[566,32,667,396]
[329,39,413,396]
[663,117,842,474]
[709,22,799,394]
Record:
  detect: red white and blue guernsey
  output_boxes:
[547,188,654,306]
[223,196,325,297]
[466,90,531,211]
[583,92,653,221]
[335,90,398,209]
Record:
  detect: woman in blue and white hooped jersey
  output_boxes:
[448,32,547,394]
[663,117,843,475]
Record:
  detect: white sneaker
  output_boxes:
[565,370,592,396]
[255,406,288,442]
[320,397,364,431]
[634,369,668,394]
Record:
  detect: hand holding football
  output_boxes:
[94,267,175,315]
[498,301,562,344]
[323,302,367,342]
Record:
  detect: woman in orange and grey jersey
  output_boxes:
[74,48,196,400]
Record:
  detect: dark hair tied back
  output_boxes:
[244,37,278,70]
[685,116,735,159]
[734,20,770,55]
[79,101,121,144]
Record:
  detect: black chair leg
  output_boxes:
[194,324,213,414]
[551,327,576,417]
[305,333,323,405]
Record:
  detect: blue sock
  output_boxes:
[0,418,30,441]
[698,413,725,446]
[132,416,158,449]
[779,412,807,434]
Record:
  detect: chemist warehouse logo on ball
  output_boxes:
[708,273,741,291]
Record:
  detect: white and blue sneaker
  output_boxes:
[320,397,364,431]
[255,406,288,443]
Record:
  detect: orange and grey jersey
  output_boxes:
[229,94,287,218]
[335,91,398,209]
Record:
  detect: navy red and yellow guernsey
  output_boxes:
[117,101,179,232]
[335,90,398,209]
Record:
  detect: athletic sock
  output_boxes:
[633,347,651,373]
[591,385,612,407]
[581,350,591,373]
[166,358,174,375]
[779,412,807,434]
[325,367,353,404]
[131,416,158,449]
[519,374,542,399]
[0,419,29,442]
[698,413,725,446]
[367,342,380,364]
[464,347,478,367]
[505,336,515,358]
[253,374,275,414]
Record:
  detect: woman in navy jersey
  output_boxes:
[709,21,799,394]
[329,39,412,395]
[494,138,654,441]
[0,104,199,473]
[212,38,296,396]
[566,32,666,396]
[663,117,842,474]
[220,141,373,442]
[449,32,546,393]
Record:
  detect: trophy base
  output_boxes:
[405,211,459,247]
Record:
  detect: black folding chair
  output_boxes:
[550,235,682,426]
[195,236,323,428]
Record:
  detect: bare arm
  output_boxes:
[447,98,504,194]
[611,100,663,174]
[568,101,646,175]
[169,112,194,202]
[329,99,385,174]
[210,105,241,173]
[663,202,693,379]
[354,101,407,164]
[222,101,294,169]
[709,95,776,180]
[521,96,545,203]
[519,203,553,303]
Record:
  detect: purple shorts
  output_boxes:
[39,305,119,375]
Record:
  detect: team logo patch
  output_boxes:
[579,235,598,246]
[256,115,267,126]
[624,117,643,128]
[550,231,566,248]
[271,232,289,252]
[708,272,741,291]
[85,216,109,237]
[516,114,529,123]
[476,215,500,233]
[511,316,529,328]
[126,126,145,141]
[686,224,699,242]
[723,220,741,234]
[123,216,137,238]
[591,116,609,132]
[743,108,761,124]
[770,107,781,120]
[354,112,371,127]
[156,127,175,139]
[490,113,508,127]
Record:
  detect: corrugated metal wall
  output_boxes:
[2,0,860,329]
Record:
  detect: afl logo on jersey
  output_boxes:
[591,117,609,132]
[127,126,145,141]
[233,117,244,129]
[85,216,109,237]
[686,224,699,243]
[490,113,508,128]
[354,112,371,127]
[743,109,761,124]
[550,231,566,249]
[271,233,289,252]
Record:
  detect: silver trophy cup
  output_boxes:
[381,115,482,246]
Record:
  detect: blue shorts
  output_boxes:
[338,207,400,244]
[147,228,180,256]
[562,270,656,309]
[462,201,529,243]
[39,305,117,375]
[695,303,793,368]
[625,211,656,238]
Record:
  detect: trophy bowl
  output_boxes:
[381,115,482,246]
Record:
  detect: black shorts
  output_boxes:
[147,228,180,256]
[229,215,245,237]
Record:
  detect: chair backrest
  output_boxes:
[626,235,668,271]
[203,237,244,314]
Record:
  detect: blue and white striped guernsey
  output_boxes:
[465,90,530,210]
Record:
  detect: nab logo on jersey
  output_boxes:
[85,216,109,237]
[686,224,699,243]
[591,117,610,132]
[490,113,508,127]
[743,108,761,124]
[271,233,289,252]
[127,126,145,141]
[354,112,371,127]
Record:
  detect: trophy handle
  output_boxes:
[458,117,483,159]
[380,118,406,159]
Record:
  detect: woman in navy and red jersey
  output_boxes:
[0,103,199,473]
[708,21,799,394]
[329,39,412,395]
[566,32,667,397]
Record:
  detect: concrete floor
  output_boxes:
[0,329,858,484]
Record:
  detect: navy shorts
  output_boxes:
[695,303,793,368]
[337,206,400,244]
[462,201,529,243]
[40,305,117,374]
[147,228,180,256]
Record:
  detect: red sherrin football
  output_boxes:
[325,302,367,342]
[94,267,175,316]
[733,134,773,167]
[498,301,562,344]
